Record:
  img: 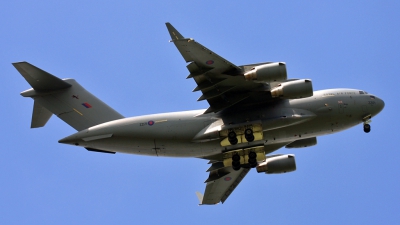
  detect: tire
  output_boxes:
[245,128,253,135]
[364,124,371,133]
[233,166,241,171]
[232,154,240,161]
[228,131,236,139]
[245,134,255,142]
[232,161,240,167]
[248,158,257,164]
[248,151,257,159]
[229,137,238,145]
[232,161,241,167]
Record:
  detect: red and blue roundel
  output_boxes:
[148,120,155,126]
[224,177,232,181]
[206,60,214,65]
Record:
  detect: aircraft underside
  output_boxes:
[13,22,384,205]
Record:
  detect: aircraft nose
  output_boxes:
[374,96,385,115]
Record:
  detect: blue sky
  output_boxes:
[1,1,399,224]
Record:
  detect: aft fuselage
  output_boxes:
[59,88,384,158]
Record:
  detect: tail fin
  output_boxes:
[13,62,124,131]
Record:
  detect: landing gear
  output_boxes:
[248,151,258,168]
[244,128,255,142]
[232,153,241,171]
[363,123,371,133]
[362,115,372,133]
[228,131,238,145]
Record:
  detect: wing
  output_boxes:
[166,23,274,114]
[197,143,289,205]
[199,165,250,205]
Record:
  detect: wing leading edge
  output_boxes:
[166,23,271,114]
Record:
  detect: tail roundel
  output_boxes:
[13,62,124,131]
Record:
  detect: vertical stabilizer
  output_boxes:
[31,101,52,128]
[14,62,124,131]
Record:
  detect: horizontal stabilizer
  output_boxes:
[13,62,71,91]
[14,62,124,131]
[31,100,52,128]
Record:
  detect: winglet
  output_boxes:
[165,22,185,41]
[195,192,204,205]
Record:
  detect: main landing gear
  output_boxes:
[232,153,241,171]
[231,151,258,171]
[228,131,238,145]
[228,128,255,145]
[244,128,255,142]
[248,151,257,168]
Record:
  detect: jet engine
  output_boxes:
[256,154,296,174]
[271,79,313,99]
[244,62,287,83]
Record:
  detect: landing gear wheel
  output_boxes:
[232,161,241,167]
[248,151,257,159]
[228,131,238,145]
[248,151,258,167]
[232,153,241,170]
[232,161,241,170]
[364,124,371,133]
[232,154,240,161]
[245,128,253,135]
[228,131,236,139]
[244,129,255,142]
[248,158,257,164]
[232,165,241,171]
[249,162,258,168]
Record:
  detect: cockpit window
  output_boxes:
[359,91,364,94]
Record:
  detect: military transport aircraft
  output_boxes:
[13,23,384,205]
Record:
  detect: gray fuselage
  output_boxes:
[59,88,385,158]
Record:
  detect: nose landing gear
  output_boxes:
[362,114,372,133]
[363,123,371,133]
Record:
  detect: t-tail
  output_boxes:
[13,62,124,131]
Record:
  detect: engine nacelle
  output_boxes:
[244,62,287,83]
[286,137,317,148]
[256,154,296,174]
[271,79,313,99]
